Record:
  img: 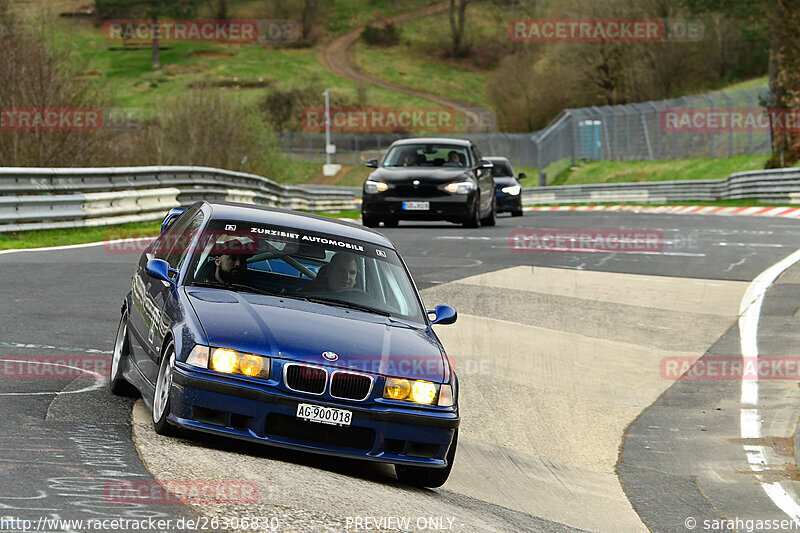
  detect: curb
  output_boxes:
[524,205,800,218]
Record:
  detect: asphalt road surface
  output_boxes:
[3,210,800,532]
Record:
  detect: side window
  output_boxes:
[164,211,204,270]
[471,146,481,166]
[153,205,199,261]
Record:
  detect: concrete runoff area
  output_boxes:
[133,266,748,532]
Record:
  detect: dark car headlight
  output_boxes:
[186,345,270,380]
[501,185,521,195]
[443,181,475,195]
[383,378,454,406]
[364,180,389,194]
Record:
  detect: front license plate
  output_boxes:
[402,201,430,211]
[296,403,352,426]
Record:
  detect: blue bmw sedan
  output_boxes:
[110,201,459,487]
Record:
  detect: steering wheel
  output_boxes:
[337,288,371,298]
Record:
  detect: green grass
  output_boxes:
[0,210,361,250]
[50,16,436,115]
[712,76,768,93]
[0,221,162,250]
[353,42,490,109]
[325,0,435,34]
[544,155,772,187]
[351,2,496,110]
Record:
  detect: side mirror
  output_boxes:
[518,172,527,179]
[365,158,378,168]
[145,259,177,285]
[160,207,186,234]
[427,305,457,325]
[479,159,494,169]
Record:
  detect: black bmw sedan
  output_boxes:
[361,138,497,228]
[486,156,525,217]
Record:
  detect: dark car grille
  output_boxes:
[265,413,375,451]
[285,364,327,394]
[330,372,372,401]
[393,184,447,198]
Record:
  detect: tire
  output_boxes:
[395,429,458,488]
[152,341,177,436]
[512,200,523,217]
[110,312,138,397]
[463,196,480,228]
[362,214,379,228]
[481,196,496,227]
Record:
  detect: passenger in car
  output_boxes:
[323,252,358,291]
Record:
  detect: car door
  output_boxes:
[131,206,203,384]
[471,144,493,214]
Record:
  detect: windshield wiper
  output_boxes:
[191,281,277,297]
[302,296,391,317]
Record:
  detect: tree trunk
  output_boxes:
[216,0,228,20]
[449,0,469,57]
[301,0,317,41]
[767,0,800,167]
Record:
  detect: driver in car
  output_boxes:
[196,237,253,286]
[443,150,462,167]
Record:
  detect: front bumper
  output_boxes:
[362,193,475,222]
[495,191,522,212]
[170,362,459,467]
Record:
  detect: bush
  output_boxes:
[133,90,287,180]
[259,76,359,132]
[360,22,400,47]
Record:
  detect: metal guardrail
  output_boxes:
[0,166,361,232]
[3,166,799,231]
[522,168,800,205]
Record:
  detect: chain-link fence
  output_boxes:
[277,131,543,167]
[279,87,772,179]
[534,87,771,170]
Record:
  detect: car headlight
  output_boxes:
[501,185,521,195]
[189,345,270,380]
[364,180,389,194]
[383,377,440,405]
[444,181,475,195]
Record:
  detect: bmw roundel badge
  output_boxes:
[322,351,338,361]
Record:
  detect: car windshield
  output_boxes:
[490,162,514,177]
[382,144,470,167]
[184,219,425,323]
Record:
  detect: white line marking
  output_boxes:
[739,248,800,523]
[0,240,111,255]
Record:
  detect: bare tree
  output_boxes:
[0,2,114,166]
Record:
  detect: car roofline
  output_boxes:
[389,137,472,147]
